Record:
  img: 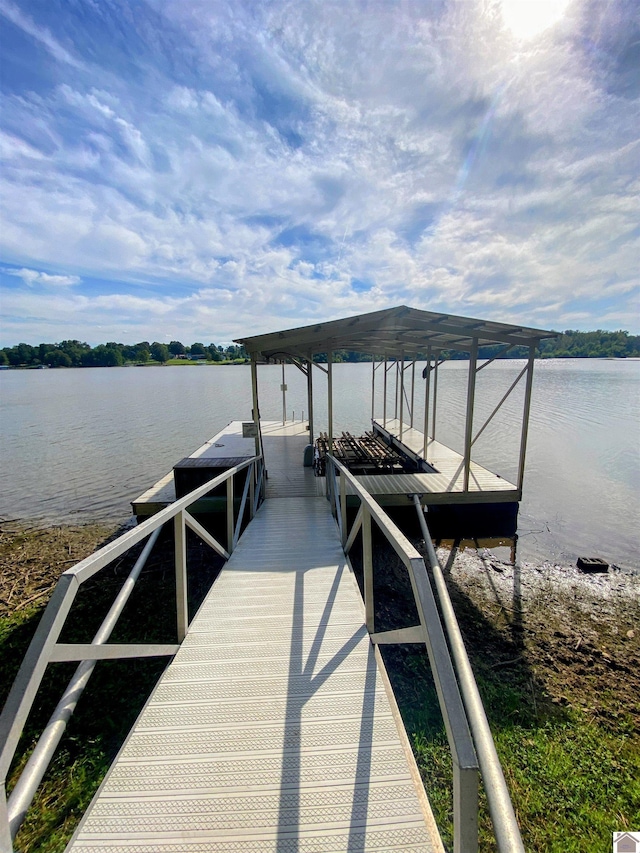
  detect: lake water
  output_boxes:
[1,360,638,571]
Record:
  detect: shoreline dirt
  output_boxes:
[433,544,640,726]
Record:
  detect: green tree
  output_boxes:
[168,340,185,356]
[46,349,72,368]
[134,342,150,363]
[150,342,170,363]
[190,342,206,356]
[59,340,91,366]
[0,350,8,366]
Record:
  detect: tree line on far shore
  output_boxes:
[0,340,248,368]
[1,329,638,368]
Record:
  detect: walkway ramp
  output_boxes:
[66,497,442,852]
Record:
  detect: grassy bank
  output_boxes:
[1,522,638,851]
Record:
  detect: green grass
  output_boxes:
[382,630,640,853]
[408,684,639,852]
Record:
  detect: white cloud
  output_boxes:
[0,0,638,344]
[4,267,81,287]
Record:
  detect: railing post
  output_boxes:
[454,761,479,853]
[174,511,188,643]
[339,471,347,546]
[1,783,11,853]
[227,475,234,554]
[250,461,255,519]
[362,504,374,633]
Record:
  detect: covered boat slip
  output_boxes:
[236,305,555,510]
[65,496,442,852]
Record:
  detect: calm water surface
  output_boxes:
[1,360,638,571]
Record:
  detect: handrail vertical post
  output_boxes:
[454,761,479,853]
[339,472,347,546]
[362,504,374,633]
[1,785,11,853]
[250,461,255,519]
[174,511,188,643]
[227,476,234,553]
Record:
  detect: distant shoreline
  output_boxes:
[2,355,640,371]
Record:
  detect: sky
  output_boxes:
[0,0,638,347]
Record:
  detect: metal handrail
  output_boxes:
[412,497,525,853]
[0,454,264,852]
[326,455,479,853]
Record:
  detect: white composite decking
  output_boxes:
[66,497,442,853]
[354,420,519,505]
[131,421,321,516]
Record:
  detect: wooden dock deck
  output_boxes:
[65,496,441,852]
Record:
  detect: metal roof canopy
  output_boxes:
[236,306,556,500]
[234,305,555,360]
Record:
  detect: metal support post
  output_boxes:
[433,357,439,442]
[463,340,478,492]
[174,512,188,643]
[394,360,399,420]
[226,476,234,554]
[250,462,255,519]
[371,357,375,422]
[250,355,262,461]
[339,474,347,547]
[423,347,431,459]
[362,505,374,633]
[454,762,479,853]
[307,357,314,443]
[410,360,415,428]
[327,351,333,453]
[1,786,11,853]
[517,345,536,494]
[383,358,388,426]
[281,362,287,425]
[398,351,405,440]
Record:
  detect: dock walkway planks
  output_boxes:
[65,496,442,852]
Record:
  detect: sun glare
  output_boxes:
[501,0,571,40]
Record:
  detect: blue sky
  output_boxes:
[0,0,638,346]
